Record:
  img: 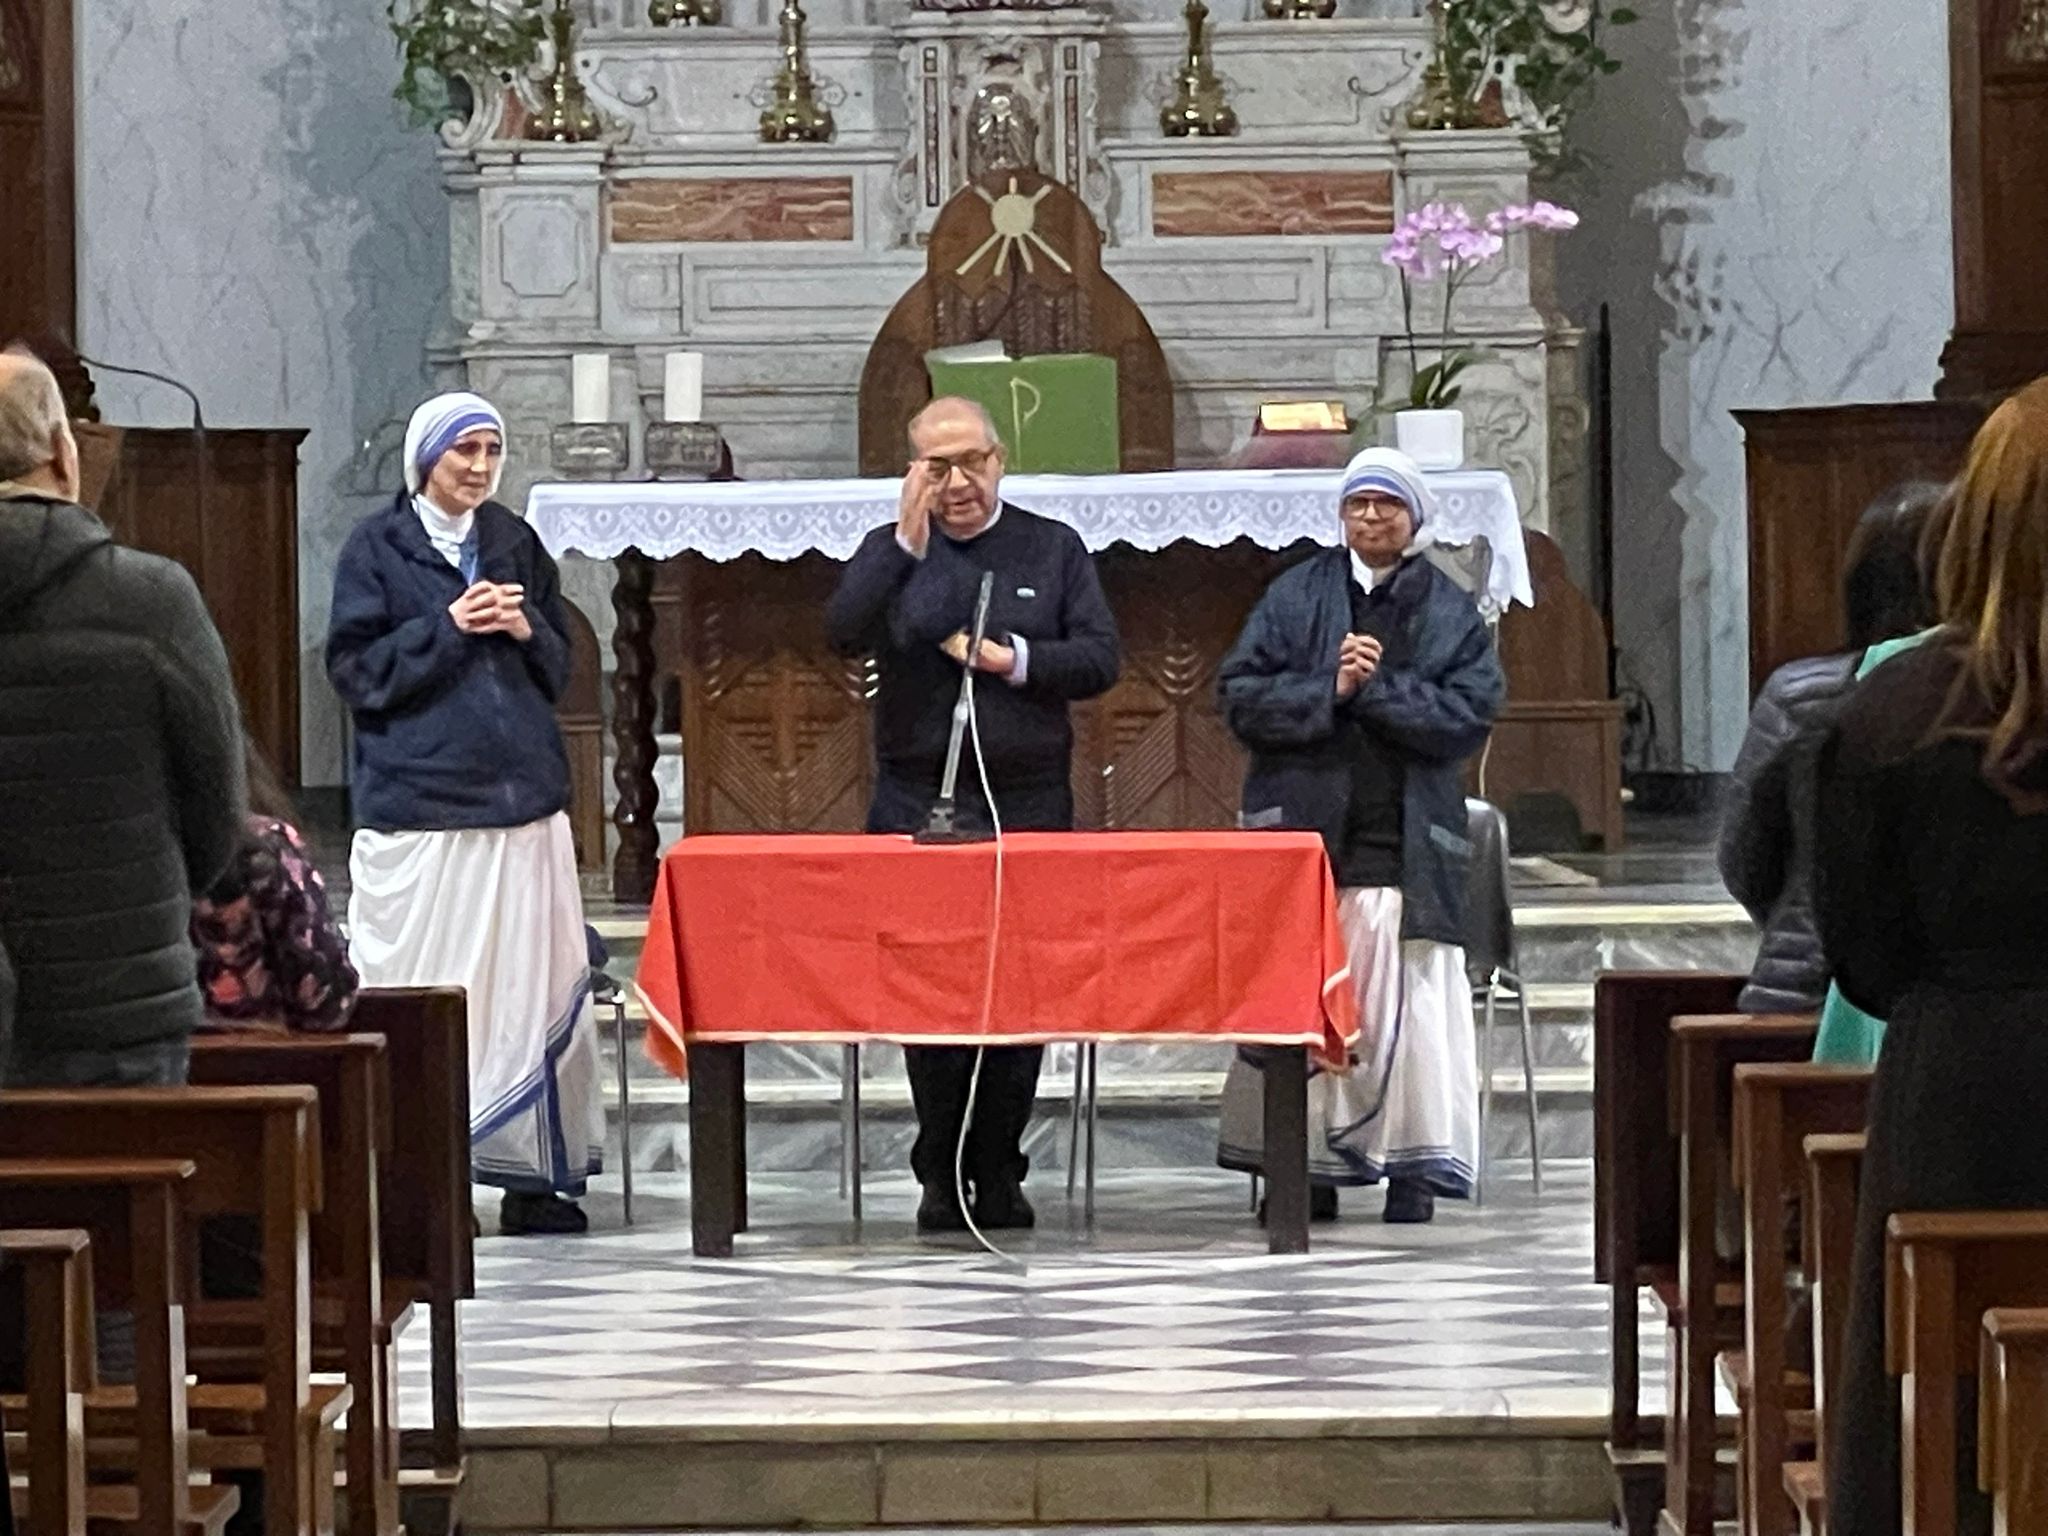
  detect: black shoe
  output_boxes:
[1382,1179,1436,1225]
[972,1181,1036,1230]
[1257,1185,1341,1227]
[499,1191,589,1236]
[917,1186,970,1234]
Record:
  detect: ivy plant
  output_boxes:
[388,0,548,128]
[1440,0,1636,155]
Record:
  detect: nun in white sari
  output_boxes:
[1214,449,1503,1224]
[325,391,603,1235]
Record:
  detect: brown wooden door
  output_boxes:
[0,0,77,348]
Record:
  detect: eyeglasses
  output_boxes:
[1341,495,1411,523]
[918,447,999,480]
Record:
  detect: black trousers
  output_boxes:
[868,770,1071,1196]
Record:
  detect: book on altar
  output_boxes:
[925,351,1121,475]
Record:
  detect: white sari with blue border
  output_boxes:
[347,811,603,1196]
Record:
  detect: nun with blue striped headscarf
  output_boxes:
[1214,448,1504,1225]
[326,390,602,1236]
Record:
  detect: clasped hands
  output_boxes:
[447,581,533,642]
[941,629,1016,676]
[1335,632,1382,700]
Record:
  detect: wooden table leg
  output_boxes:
[1263,1046,1310,1255]
[610,548,661,906]
[690,1044,743,1258]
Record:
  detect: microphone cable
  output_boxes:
[72,353,211,562]
[950,644,1024,1268]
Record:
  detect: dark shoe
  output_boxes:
[972,1181,1036,1230]
[1257,1185,1341,1227]
[500,1191,589,1236]
[917,1186,970,1234]
[1382,1179,1436,1225]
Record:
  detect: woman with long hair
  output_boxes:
[1817,379,2048,1536]
[190,738,357,1033]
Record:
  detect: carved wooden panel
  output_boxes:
[0,0,76,349]
[676,553,874,835]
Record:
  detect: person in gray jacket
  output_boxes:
[1718,481,1943,1014]
[0,347,246,1086]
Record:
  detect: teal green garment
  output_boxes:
[1811,629,1937,1064]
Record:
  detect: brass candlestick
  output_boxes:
[1262,0,1336,16]
[1405,0,1463,131]
[527,0,603,142]
[1159,0,1237,138]
[759,0,835,143]
[648,0,721,24]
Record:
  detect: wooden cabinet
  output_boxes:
[94,428,307,785]
[1737,402,1987,694]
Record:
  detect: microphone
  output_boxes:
[915,569,997,846]
[71,354,209,530]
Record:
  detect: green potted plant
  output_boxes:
[388,0,548,130]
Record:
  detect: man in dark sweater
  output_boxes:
[826,396,1120,1234]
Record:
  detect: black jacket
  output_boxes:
[1219,549,1503,946]
[326,494,572,833]
[825,503,1120,797]
[1718,651,1861,1013]
[0,495,246,1074]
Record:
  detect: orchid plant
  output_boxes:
[1382,199,1579,411]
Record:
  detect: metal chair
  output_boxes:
[589,967,635,1225]
[1463,796,1542,1203]
[1065,1043,1099,1219]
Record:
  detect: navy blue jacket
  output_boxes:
[1218,549,1504,945]
[326,494,572,833]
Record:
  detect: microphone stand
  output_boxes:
[915,569,997,845]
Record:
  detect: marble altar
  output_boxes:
[437,2,1580,540]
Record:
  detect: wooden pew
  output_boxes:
[348,989,473,1536]
[187,1033,399,1536]
[1979,1308,2048,1536]
[1665,1010,1819,1536]
[1593,970,1747,1536]
[0,1091,321,1536]
[1731,1065,1872,1536]
[0,1158,228,1536]
[1783,1131,1866,1536]
[1886,1212,2048,1536]
[3,1229,92,1536]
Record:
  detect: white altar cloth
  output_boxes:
[527,467,1532,612]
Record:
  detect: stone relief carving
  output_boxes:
[968,79,1041,177]
[1347,46,1426,134]
[2011,0,2048,63]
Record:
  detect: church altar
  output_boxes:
[529,465,1533,610]
[441,3,1581,539]
[530,463,1568,903]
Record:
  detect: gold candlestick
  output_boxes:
[1405,0,1463,131]
[759,0,835,143]
[527,0,602,142]
[1159,0,1237,138]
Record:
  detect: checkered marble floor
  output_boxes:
[396,1164,1658,1437]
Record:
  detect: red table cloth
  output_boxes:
[633,830,1359,1076]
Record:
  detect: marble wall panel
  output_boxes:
[609,176,856,243]
[1102,248,1327,334]
[1556,0,1951,768]
[76,0,448,787]
[1150,169,1395,238]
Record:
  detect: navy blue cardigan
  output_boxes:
[1218,549,1504,945]
[326,494,573,833]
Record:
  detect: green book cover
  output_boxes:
[926,353,1121,474]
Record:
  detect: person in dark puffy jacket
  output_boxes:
[0,347,247,1087]
[1717,481,1943,1015]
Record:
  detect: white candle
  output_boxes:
[664,351,704,424]
[571,353,610,424]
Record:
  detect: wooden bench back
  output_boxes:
[0,1092,317,1536]
[347,990,473,1306]
[2,1229,92,1536]
[1732,1064,1873,1536]
[1886,1213,2048,1536]
[0,1160,196,1536]
[1802,1131,1866,1491]
[186,1035,387,1291]
[1592,970,1746,1462]
[1980,1308,2048,1536]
